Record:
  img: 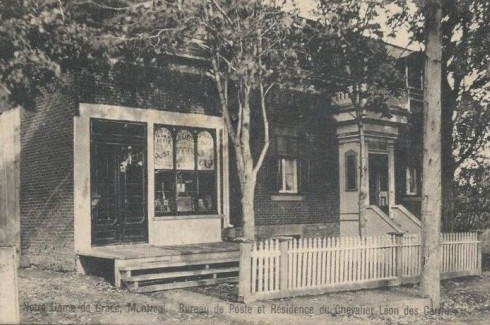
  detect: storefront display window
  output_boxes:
[154,125,216,215]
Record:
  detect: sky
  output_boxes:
[293,0,422,51]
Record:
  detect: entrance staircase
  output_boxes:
[77,242,240,293]
[119,255,240,293]
[366,205,421,236]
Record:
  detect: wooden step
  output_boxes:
[123,266,239,282]
[130,276,238,293]
[119,256,239,272]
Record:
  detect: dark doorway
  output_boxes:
[369,153,389,215]
[90,119,148,246]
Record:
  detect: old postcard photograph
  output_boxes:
[1,0,489,324]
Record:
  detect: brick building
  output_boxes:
[0,50,424,273]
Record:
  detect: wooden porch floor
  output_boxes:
[77,241,240,260]
[76,242,241,292]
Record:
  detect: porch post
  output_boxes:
[388,143,396,219]
[278,237,291,294]
[389,232,404,284]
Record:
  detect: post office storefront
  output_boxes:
[74,103,229,252]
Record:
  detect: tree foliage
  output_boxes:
[387,0,490,229]
[454,167,490,230]
[83,0,307,239]
[0,0,109,110]
[309,0,405,235]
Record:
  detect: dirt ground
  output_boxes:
[17,262,490,325]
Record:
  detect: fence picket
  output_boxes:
[317,239,322,285]
[244,232,481,301]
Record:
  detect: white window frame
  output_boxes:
[279,158,298,194]
[406,167,418,195]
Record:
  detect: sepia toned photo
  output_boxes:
[0,0,489,324]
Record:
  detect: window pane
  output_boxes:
[154,126,173,169]
[176,171,196,212]
[176,130,195,170]
[198,172,216,212]
[406,167,417,194]
[281,158,298,193]
[155,171,175,214]
[346,154,357,191]
[197,131,215,171]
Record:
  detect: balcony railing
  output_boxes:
[331,86,423,112]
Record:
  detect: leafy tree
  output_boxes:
[387,0,490,231]
[90,0,306,240]
[454,167,490,231]
[311,0,405,236]
[453,95,490,230]
[0,0,107,111]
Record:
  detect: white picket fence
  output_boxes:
[238,232,481,302]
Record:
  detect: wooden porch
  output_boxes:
[76,242,240,293]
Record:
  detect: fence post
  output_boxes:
[278,237,291,295]
[238,241,253,303]
[389,232,405,284]
[475,230,483,274]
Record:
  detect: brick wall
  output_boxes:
[19,65,341,270]
[229,93,340,237]
[19,66,219,271]
[20,90,77,271]
[75,66,219,116]
[253,128,339,227]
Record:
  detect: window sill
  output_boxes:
[153,214,223,221]
[402,196,422,201]
[270,194,305,202]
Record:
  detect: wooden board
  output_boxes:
[130,276,238,293]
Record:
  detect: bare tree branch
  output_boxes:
[254,29,270,177]
[209,0,234,26]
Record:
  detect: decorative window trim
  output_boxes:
[345,150,358,192]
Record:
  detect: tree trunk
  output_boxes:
[420,0,443,307]
[241,178,256,241]
[358,115,368,237]
[239,90,256,241]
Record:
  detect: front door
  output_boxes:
[369,154,389,214]
[90,119,148,246]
